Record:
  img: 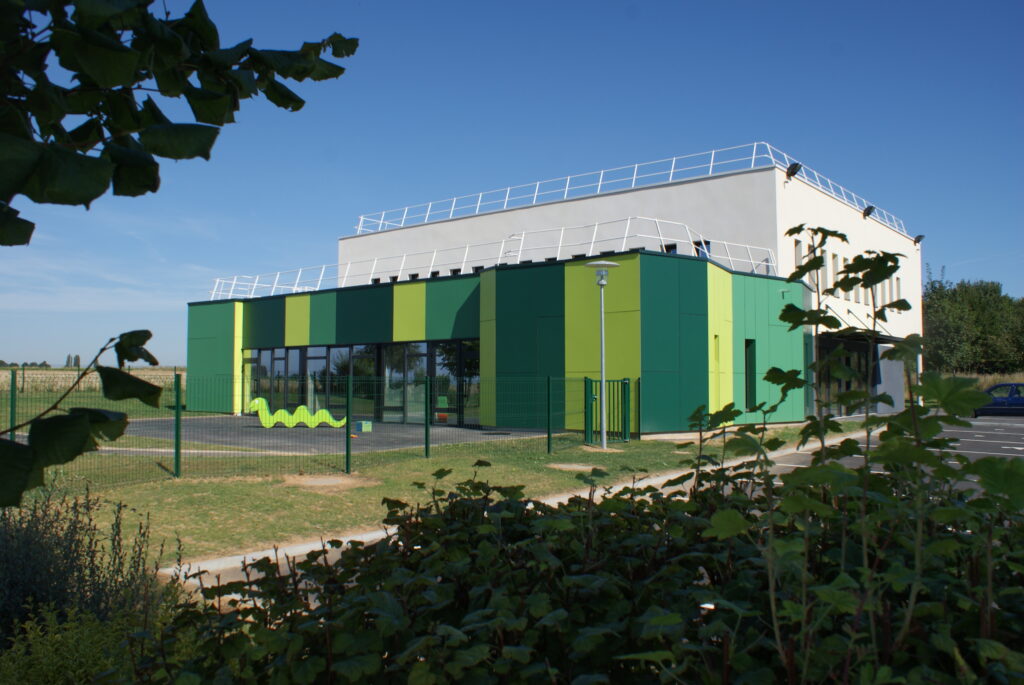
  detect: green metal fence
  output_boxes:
[583,377,632,445]
[1,371,607,490]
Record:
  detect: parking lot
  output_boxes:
[767,415,1024,478]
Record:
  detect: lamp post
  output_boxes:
[586,260,619,448]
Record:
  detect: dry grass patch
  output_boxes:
[547,463,598,472]
[279,474,380,492]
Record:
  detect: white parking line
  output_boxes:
[947,437,1024,446]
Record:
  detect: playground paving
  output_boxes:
[126,415,544,455]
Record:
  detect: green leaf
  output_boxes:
[0,133,44,202]
[97,365,163,407]
[19,145,113,207]
[104,138,160,197]
[0,438,41,507]
[29,413,97,468]
[114,329,158,366]
[263,78,305,111]
[501,645,532,664]
[309,58,345,81]
[917,372,991,416]
[54,27,141,88]
[73,0,146,24]
[67,118,105,151]
[327,33,359,58]
[965,457,1024,508]
[181,0,220,50]
[702,509,750,540]
[0,205,35,246]
[139,123,219,160]
[251,49,318,79]
[205,38,253,68]
[811,572,859,614]
[184,86,235,125]
[67,407,129,441]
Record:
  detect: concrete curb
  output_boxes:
[159,430,866,587]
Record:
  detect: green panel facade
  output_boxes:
[730,273,806,423]
[242,297,285,349]
[492,264,565,428]
[308,291,338,345]
[425,276,480,340]
[335,285,393,344]
[187,301,237,412]
[639,254,709,433]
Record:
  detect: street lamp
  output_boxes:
[586,260,619,448]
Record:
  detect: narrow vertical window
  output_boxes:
[794,240,803,275]
[896,277,902,300]
[831,254,839,290]
[842,258,851,301]
[745,339,757,410]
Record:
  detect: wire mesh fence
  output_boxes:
[2,372,637,491]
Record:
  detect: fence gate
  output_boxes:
[583,377,631,445]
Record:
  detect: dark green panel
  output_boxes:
[493,264,564,427]
[426,276,480,340]
[336,285,393,344]
[242,297,285,349]
[639,254,709,432]
[187,302,235,412]
[494,264,565,377]
[309,291,338,345]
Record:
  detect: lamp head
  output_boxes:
[586,260,619,287]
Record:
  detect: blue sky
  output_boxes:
[2,0,1021,366]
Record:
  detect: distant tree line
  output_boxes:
[0,361,51,368]
[923,267,1024,374]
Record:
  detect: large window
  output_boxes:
[245,339,481,426]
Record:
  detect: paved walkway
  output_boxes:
[160,430,867,588]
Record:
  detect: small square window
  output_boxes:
[472,265,484,274]
[389,275,398,283]
[450,268,461,276]
[663,243,678,254]
[408,273,418,281]
[371,277,381,285]
[430,271,440,278]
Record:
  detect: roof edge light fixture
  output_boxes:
[913,234,925,245]
[586,260,619,449]
[862,205,876,219]
[785,162,802,180]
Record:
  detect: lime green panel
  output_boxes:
[480,320,496,426]
[480,269,496,321]
[707,264,734,415]
[242,297,285,349]
[393,282,426,342]
[639,254,709,433]
[186,302,236,412]
[284,294,311,348]
[309,292,338,345]
[232,301,244,413]
[426,276,480,340]
[564,255,641,430]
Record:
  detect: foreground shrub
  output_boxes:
[130,384,1024,683]
[0,489,155,644]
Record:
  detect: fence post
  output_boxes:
[424,377,431,458]
[8,369,16,435]
[345,375,352,474]
[584,377,593,445]
[621,378,631,442]
[173,374,182,477]
[546,376,552,454]
[635,377,641,439]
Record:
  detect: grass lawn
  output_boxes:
[76,421,859,566]
[2,390,216,425]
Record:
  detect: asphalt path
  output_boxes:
[766,415,1024,479]
[124,415,544,455]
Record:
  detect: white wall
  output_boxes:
[774,169,922,339]
[338,168,779,275]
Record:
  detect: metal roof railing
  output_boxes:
[355,142,907,236]
[209,217,777,300]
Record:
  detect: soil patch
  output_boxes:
[280,474,380,492]
[547,463,598,472]
[580,445,624,453]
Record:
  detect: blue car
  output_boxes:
[974,383,1024,417]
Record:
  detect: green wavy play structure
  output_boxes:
[248,397,347,428]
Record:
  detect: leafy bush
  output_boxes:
[0,489,155,645]
[0,606,139,683]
